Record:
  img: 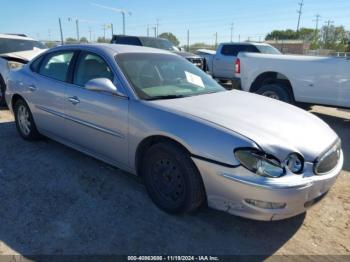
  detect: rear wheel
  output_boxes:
[14,99,41,140]
[142,142,206,214]
[256,84,294,104]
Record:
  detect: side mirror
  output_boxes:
[85,78,119,95]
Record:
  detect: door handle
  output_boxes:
[68,96,80,105]
[28,85,37,91]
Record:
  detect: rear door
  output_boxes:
[63,51,129,166]
[27,50,76,137]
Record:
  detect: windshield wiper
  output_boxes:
[146,94,186,101]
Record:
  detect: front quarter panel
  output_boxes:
[128,100,258,170]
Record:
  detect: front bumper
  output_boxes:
[192,151,343,221]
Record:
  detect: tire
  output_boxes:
[142,142,206,214]
[255,84,294,104]
[14,98,41,140]
[0,76,6,108]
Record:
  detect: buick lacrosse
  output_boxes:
[5,44,343,220]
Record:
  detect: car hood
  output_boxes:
[0,49,46,62]
[150,90,338,162]
[172,51,202,59]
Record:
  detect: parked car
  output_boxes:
[6,44,343,221]
[236,52,350,108]
[0,34,46,106]
[197,42,281,89]
[111,35,204,70]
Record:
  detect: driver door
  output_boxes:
[63,51,129,167]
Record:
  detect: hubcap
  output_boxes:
[261,91,280,100]
[17,105,31,135]
[151,158,185,205]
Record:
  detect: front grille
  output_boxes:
[314,140,341,175]
[187,58,204,69]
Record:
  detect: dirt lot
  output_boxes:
[0,105,349,258]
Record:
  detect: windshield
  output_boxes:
[0,38,45,54]
[256,45,281,54]
[117,53,225,100]
[140,38,179,51]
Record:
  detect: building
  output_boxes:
[265,40,311,55]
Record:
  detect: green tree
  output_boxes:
[80,37,88,43]
[158,32,180,46]
[265,28,314,41]
[65,37,77,43]
[321,25,349,51]
[97,37,110,43]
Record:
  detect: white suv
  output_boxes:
[0,34,46,106]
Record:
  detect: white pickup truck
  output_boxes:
[236,52,350,108]
[196,42,281,89]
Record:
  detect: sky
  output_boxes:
[1,0,350,45]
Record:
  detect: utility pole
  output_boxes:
[58,18,64,45]
[324,20,334,47]
[75,19,80,42]
[238,34,241,42]
[152,27,157,37]
[147,25,149,37]
[88,27,92,42]
[111,23,114,37]
[296,0,304,33]
[215,32,218,48]
[102,25,106,40]
[187,29,190,52]
[156,19,160,37]
[230,22,234,42]
[313,14,321,42]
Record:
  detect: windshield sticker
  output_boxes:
[185,71,204,88]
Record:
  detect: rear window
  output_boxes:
[112,36,142,46]
[221,44,259,56]
[0,38,45,54]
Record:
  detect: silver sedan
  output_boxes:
[5,44,343,221]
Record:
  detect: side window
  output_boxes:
[38,52,74,81]
[221,45,238,56]
[241,45,259,53]
[74,53,114,87]
[30,55,44,72]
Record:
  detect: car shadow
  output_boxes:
[312,112,350,172]
[0,121,305,257]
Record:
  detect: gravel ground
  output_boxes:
[0,105,349,258]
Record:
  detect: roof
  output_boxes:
[220,42,271,46]
[0,33,35,41]
[48,43,175,56]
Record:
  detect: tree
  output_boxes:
[158,32,180,46]
[265,28,314,41]
[80,37,88,43]
[65,37,77,43]
[97,37,110,43]
[321,25,349,51]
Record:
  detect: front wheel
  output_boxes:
[142,142,206,214]
[14,99,41,140]
[256,84,294,104]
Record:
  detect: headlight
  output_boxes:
[7,61,24,70]
[234,148,284,178]
[285,153,304,174]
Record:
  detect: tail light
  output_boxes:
[235,58,241,74]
